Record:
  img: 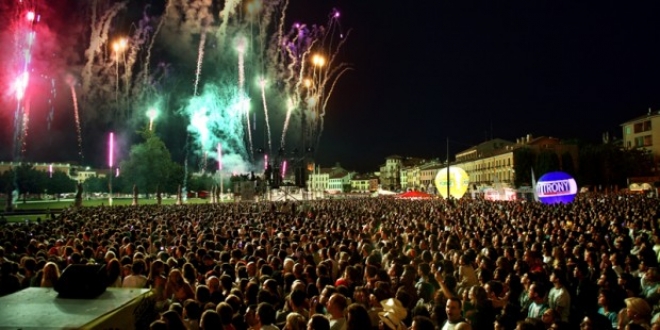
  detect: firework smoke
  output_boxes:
[81,1,127,99]
[1,0,351,186]
[259,77,273,154]
[67,76,83,162]
[193,29,207,96]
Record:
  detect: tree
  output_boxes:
[560,152,575,176]
[44,171,77,199]
[535,150,560,176]
[513,147,535,187]
[119,133,182,197]
[14,164,43,203]
[83,175,108,194]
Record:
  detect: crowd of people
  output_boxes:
[0,192,659,330]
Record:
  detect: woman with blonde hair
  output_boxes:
[148,260,168,309]
[41,262,60,288]
[285,312,307,330]
[620,297,652,330]
[165,269,195,303]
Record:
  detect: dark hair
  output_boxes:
[215,302,233,325]
[346,303,371,330]
[200,310,222,330]
[183,299,202,320]
[447,297,463,309]
[308,314,330,330]
[256,302,276,325]
[160,310,187,330]
[412,315,435,330]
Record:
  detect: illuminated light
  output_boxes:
[26,11,35,21]
[108,132,114,168]
[281,161,287,178]
[312,54,325,67]
[434,167,470,199]
[303,78,312,88]
[49,164,53,178]
[264,154,268,169]
[112,37,128,53]
[217,143,223,171]
[236,37,247,54]
[484,187,517,201]
[14,72,30,101]
[536,171,578,204]
[147,108,158,130]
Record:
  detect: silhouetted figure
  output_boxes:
[132,184,138,206]
[176,185,183,205]
[74,183,83,208]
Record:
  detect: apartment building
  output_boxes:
[621,110,660,163]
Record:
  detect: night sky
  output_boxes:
[2,1,660,174]
[314,0,660,172]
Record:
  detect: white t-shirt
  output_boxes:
[122,275,148,288]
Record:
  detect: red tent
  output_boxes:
[397,190,433,199]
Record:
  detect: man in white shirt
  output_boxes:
[122,259,147,288]
[327,293,347,330]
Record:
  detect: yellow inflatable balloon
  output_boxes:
[434,167,470,199]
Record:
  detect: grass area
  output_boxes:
[0,198,213,223]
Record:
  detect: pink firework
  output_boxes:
[108,132,114,168]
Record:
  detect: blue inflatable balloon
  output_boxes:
[536,171,578,204]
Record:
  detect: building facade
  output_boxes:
[621,111,660,167]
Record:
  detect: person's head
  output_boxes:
[215,302,233,325]
[327,293,348,317]
[149,320,168,330]
[346,303,371,330]
[411,315,435,330]
[445,297,463,323]
[581,313,613,330]
[541,309,559,326]
[245,304,258,326]
[528,283,546,301]
[378,298,408,330]
[199,310,222,330]
[625,297,651,322]
[183,299,202,320]
[256,302,276,326]
[285,312,307,330]
[160,310,186,330]
[307,314,330,330]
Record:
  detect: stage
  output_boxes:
[0,288,151,329]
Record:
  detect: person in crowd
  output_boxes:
[1,193,660,330]
[308,314,331,330]
[344,303,371,330]
[41,261,60,288]
[199,310,222,330]
[123,259,148,288]
[285,312,307,330]
[527,283,548,319]
[442,297,471,330]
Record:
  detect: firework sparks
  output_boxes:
[1,0,351,189]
